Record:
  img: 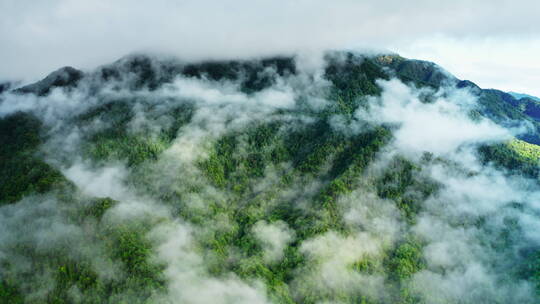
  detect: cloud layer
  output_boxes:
[1,0,539,95]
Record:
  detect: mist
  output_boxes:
[2,0,540,96]
[1,51,539,303]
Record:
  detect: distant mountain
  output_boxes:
[509,91,540,102]
[373,55,540,144]
[0,81,13,94]
[13,66,83,96]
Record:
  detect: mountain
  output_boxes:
[0,82,13,94]
[1,51,540,304]
[13,66,84,96]
[509,91,540,102]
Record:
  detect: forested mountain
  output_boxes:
[509,92,540,102]
[1,51,540,304]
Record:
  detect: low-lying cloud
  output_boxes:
[1,53,540,303]
[361,79,513,156]
[2,0,540,97]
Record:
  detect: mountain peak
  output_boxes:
[14,66,84,96]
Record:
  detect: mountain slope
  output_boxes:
[509,91,540,102]
[1,51,540,304]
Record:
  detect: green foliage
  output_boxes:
[81,101,193,166]
[324,53,388,115]
[0,281,24,304]
[478,141,540,178]
[474,90,540,144]
[351,256,378,275]
[88,131,170,166]
[385,238,426,304]
[0,112,70,205]
[2,202,166,304]
[531,252,540,296]
[192,119,392,303]
[387,239,426,281]
[4,53,540,304]
[388,59,449,89]
[478,89,525,121]
[199,135,238,188]
[376,157,440,222]
[308,127,391,236]
[182,57,296,93]
[507,139,540,162]
[81,197,117,220]
[106,223,164,283]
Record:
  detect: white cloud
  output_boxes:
[164,77,296,109]
[295,231,387,301]
[150,222,271,304]
[360,79,512,156]
[63,163,129,200]
[252,220,294,263]
[1,0,539,96]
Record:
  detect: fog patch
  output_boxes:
[359,79,511,156]
[150,221,271,304]
[252,220,294,264]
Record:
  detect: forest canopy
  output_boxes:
[1,52,540,304]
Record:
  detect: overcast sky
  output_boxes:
[1,0,539,96]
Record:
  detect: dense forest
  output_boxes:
[1,51,540,303]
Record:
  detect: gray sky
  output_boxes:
[1,0,539,95]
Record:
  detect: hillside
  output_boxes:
[509,92,540,102]
[1,51,540,304]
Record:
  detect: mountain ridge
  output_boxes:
[11,52,540,144]
[509,91,540,102]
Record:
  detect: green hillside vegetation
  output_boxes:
[478,139,540,178]
[1,52,540,303]
[0,112,71,205]
[508,139,540,162]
